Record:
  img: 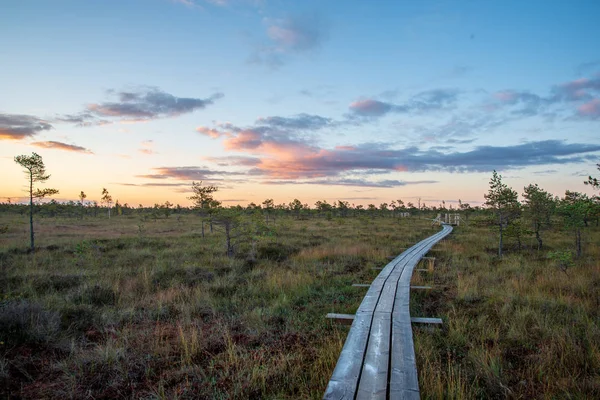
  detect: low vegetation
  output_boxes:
[413,219,599,398]
[0,211,435,399]
[1,156,599,398]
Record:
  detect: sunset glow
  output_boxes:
[1,0,599,207]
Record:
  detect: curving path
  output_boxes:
[324,224,453,400]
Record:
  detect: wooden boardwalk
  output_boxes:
[324,225,453,399]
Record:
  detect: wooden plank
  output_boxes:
[356,312,391,399]
[324,313,372,399]
[390,319,419,398]
[326,313,355,325]
[410,317,443,324]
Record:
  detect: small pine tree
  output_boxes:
[14,152,59,251]
[484,170,520,258]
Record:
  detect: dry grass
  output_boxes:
[412,221,600,399]
[0,212,434,399]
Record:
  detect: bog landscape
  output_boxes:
[2,1,600,399]
[1,155,599,398]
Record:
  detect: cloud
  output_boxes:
[552,76,600,102]
[30,141,93,154]
[261,178,438,188]
[348,89,459,118]
[256,113,332,130]
[267,15,326,52]
[197,126,228,138]
[199,114,327,157]
[414,115,503,144]
[138,140,157,155]
[250,14,328,68]
[117,182,190,187]
[0,113,53,140]
[202,155,261,166]
[577,98,600,119]
[172,0,198,6]
[54,112,111,127]
[487,73,600,119]
[349,99,395,117]
[576,60,600,76]
[137,166,246,180]
[232,139,600,179]
[84,87,223,123]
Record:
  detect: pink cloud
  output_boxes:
[493,90,518,103]
[349,99,393,116]
[197,126,227,138]
[138,140,157,155]
[335,145,356,151]
[223,130,263,150]
[578,98,600,118]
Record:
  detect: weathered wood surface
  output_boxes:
[324,225,452,399]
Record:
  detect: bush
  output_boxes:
[0,300,60,344]
[60,304,99,332]
[73,284,117,306]
[32,274,82,293]
[257,242,298,261]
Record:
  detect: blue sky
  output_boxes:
[2,0,599,206]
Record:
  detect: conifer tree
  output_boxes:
[14,152,59,251]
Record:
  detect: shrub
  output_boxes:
[0,300,60,344]
[73,284,117,306]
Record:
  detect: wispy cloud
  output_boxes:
[487,73,600,120]
[577,98,600,119]
[0,113,53,140]
[74,86,223,124]
[202,155,261,166]
[138,140,157,155]
[137,166,246,180]
[348,89,460,118]
[261,178,438,188]
[249,14,328,68]
[30,141,93,154]
[117,182,190,187]
[257,113,333,130]
[54,112,111,127]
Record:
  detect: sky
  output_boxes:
[2,0,600,207]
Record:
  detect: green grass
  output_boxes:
[0,213,435,399]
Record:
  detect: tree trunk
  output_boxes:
[576,228,582,257]
[201,220,205,238]
[225,221,232,257]
[498,217,503,258]
[535,226,542,251]
[29,171,34,252]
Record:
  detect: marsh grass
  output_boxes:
[0,213,434,399]
[413,222,600,399]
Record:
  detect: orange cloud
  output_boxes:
[196,126,227,138]
[30,141,93,154]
